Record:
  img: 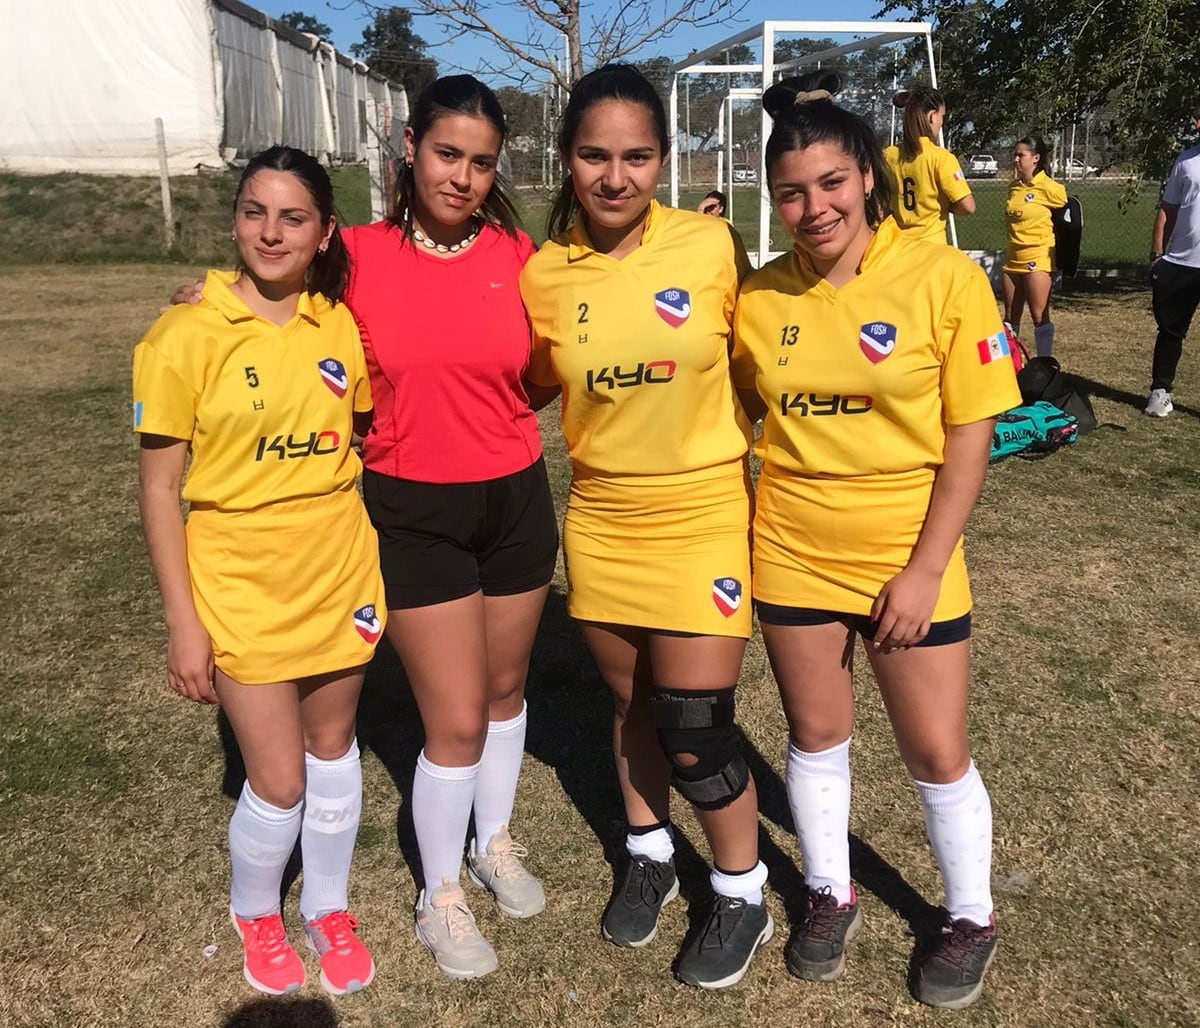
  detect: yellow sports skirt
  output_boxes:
[1003,244,1054,275]
[563,460,753,638]
[752,463,971,621]
[186,486,387,685]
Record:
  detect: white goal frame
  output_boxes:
[669,20,939,264]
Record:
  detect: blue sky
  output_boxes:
[252,1,906,81]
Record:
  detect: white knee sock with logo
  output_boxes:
[413,750,479,900]
[786,738,853,905]
[228,781,303,919]
[472,703,527,848]
[916,760,994,926]
[299,741,362,923]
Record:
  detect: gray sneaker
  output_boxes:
[601,855,679,947]
[915,913,998,1009]
[786,885,863,981]
[414,882,499,980]
[467,826,546,918]
[676,894,774,989]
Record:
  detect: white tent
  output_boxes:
[1,0,408,176]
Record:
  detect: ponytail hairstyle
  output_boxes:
[892,85,945,161]
[1016,134,1052,178]
[547,63,670,240]
[387,74,519,241]
[234,145,349,303]
[763,71,893,229]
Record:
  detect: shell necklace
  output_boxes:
[412,218,480,254]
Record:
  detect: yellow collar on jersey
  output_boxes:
[792,214,904,282]
[566,198,665,261]
[202,268,327,327]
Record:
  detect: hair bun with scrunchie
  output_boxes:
[892,89,911,109]
[762,70,843,118]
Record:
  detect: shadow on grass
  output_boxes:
[1073,374,1200,420]
[220,996,338,1027]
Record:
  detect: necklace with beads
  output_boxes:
[412,218,480,254]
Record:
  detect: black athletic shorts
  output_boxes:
[754,602,971,647]
[363,457,559,610]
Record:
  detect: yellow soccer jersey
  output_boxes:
[1005,171,1068,258]
[732,217,1021,479]
[521,200,753,479]
[883,138,971,241]
[132,270,372,511]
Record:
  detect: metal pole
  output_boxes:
[154,118,175,251]
[685,76,692,187]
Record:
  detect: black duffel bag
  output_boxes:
[1016,356,1097,434]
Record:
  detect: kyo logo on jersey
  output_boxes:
[255,430,341,461]
[654,288,691,328]
[859,321,897,364]
[353,604,382,644]
[318,358,348,398]
[712,577,743,618]
[586,361,677,391]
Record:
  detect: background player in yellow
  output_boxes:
[134,147,384,999]
[731,71,1020,1011]
[520,64,770,991]
[1003,135,1068,356]
[883,86,975,242]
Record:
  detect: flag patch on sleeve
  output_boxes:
[976,331,1011,365]
[953,170,965,181]
[133,401,143,428]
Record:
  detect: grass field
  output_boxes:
[1,169,1157,270]
[2,265,1198,1028]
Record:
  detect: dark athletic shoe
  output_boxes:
[601,856,679,948]
[676,895,774,989]
[915,913,998,1009]
[786,885,863,982]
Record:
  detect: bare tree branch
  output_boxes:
[356,0,750,91]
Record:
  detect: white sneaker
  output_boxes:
[467,826,546,918]
[1144,388,1174,417]
[414,882,499,980]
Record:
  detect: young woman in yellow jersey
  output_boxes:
[135,147,383,998]
[520,65,771,990]
[883,86,975,241]
[731,73,1020,1010]
[1003,135,1068,355]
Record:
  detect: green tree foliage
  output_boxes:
[351,7,438,99]
[885,0,1200,176]
[277,10,333,37]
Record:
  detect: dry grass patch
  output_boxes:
[0,267,1196,1027]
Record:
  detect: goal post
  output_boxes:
[669,20,939,265]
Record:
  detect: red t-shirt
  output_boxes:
[343,221,543,484]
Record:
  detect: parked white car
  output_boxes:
[1063,157,1098,178]
[966,154,999,178]
[732,163,758,183]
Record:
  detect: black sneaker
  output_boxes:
[915,913,998,1009]
[601,856,679,948]
[676,895,774,989]
[786,885,863,981]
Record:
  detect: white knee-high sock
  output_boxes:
[916,760,994,926]
[413,750,479,899]
[786,739,853,905]
[1034,321,1055,357]
[472,702,527,847]
[299,741,362,923]
[229,781,303,919]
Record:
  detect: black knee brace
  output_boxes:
[650,686,749,811]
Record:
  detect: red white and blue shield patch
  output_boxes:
[712,577,743,618]
[654,288,691,328]
[318,358,348,398]
[859,321,897,364]
[353,604,382,644]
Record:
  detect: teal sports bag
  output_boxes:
[990,401,1079,462]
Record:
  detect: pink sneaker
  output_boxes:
[229,909,305,995]
[304,911,376,995]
